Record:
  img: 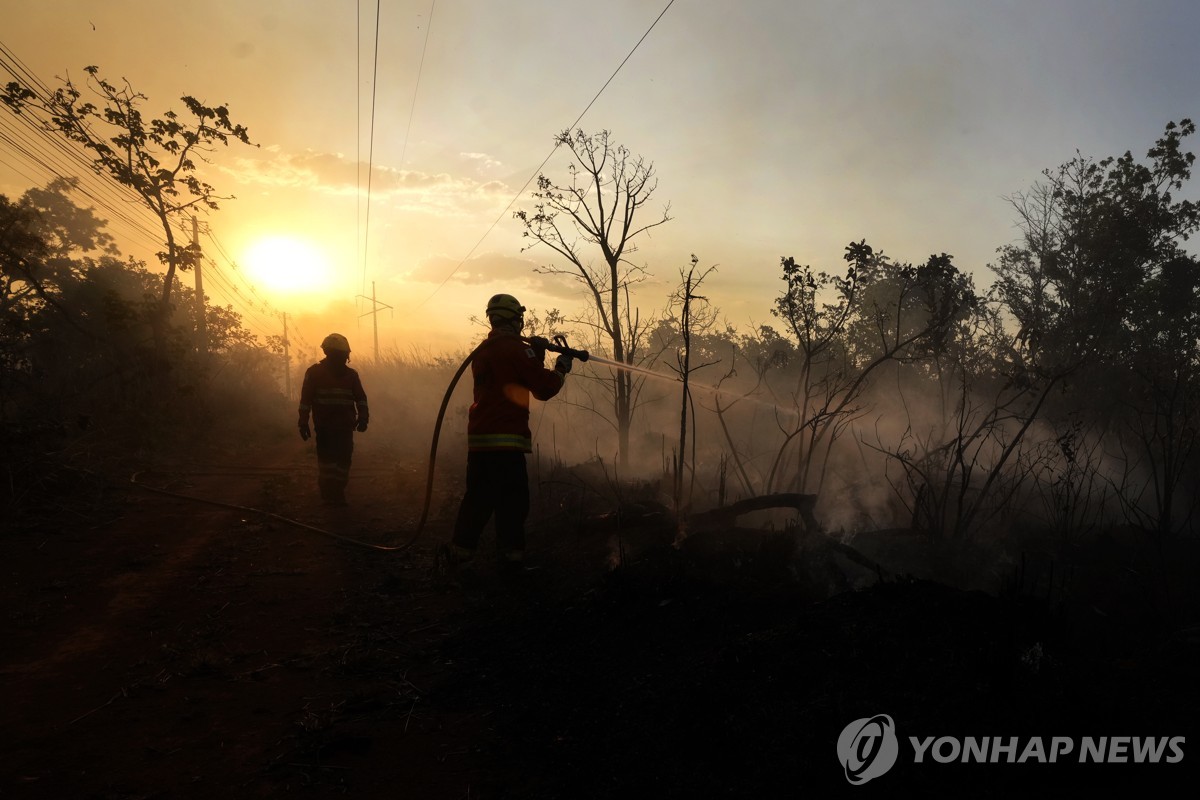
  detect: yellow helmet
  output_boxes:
[486,293,525,321]
[321,332,351,353]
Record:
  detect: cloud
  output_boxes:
[459,151,505,176]
[400,251,582,300]
[220,149,513,215]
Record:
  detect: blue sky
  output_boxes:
[2,0,1197,351]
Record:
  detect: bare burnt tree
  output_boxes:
[515,129,671,467]
[664,255,719,516]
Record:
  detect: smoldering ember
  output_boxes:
[3,36,1200,800]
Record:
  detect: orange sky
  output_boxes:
[2,0,1198,356]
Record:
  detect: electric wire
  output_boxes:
[203,262,280,332]
[0,52,153,214]
[175,218,286,339]
[197,262,278,338]
[361,0,382,295]
[0,38,56,100]
[0,40,281,304]
[0,153,40,186]
[0,39,301,388]
[201,226,285,319]
[356,0,362,299]
[200,260,279,338]
[358,1,435,301]
[416,0,677,306]
[399,0,436,172]
[0,104,166,252]
[199,227,281,319]
[0,43,194,255]
[0,99,131,209]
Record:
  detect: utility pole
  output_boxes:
[282,312,292,400]
[192,216,207,358]
[356,281,393,363]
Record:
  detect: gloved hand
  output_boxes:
[527,336,549,360]
[356,419,369,433]
[298,422,311,441]
[554,354,573,375]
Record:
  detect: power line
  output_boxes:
[399,0,436,171]
[201,225,285,319]
[200,257,280,338]
[356,0,362,305]
[0,38,295,350]
[174,218,287,340]
[210,269,278,330]
[0,114,170,255]
[358,1,436,298]
[0,101,160,236]
[0,153,40,186]
[195,237,281,323]
[361,0,382,295]
[0,42,180,254]
[0,39,56,100]
[416,0,677,306]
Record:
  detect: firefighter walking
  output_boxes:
[449,294,572,570]
[298,333,369,506]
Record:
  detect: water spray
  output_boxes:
[577,349,800,417]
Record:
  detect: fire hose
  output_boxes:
[130,335,589,552]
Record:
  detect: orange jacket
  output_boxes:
[298,360,368,431]
[467,331,563,452]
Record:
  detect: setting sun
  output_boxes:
[242,235,333,294]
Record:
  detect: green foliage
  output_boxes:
[2,66,255,312]
[761,241,979,495]
[992,120,1200,536]
[1,182,284,507]
[994,119,1199,371]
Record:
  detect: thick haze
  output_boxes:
[2,0,1198,353]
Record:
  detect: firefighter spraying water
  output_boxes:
[444,293,577,573]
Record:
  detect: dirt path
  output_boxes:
[1,439,488,798]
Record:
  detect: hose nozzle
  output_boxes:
[526,335,589,362]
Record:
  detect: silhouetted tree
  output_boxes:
[2,182,279,469]
[995,119,1200,536]
[515,129,671,468]
[3,65,254,352]
[664,255,719,515]
[767,242,978,495]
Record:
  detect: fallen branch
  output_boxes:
[687,493,819,533]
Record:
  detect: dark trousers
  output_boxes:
[315,426,354,502]
[452,451,530,554]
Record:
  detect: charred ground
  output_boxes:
[2,433,1199,799]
